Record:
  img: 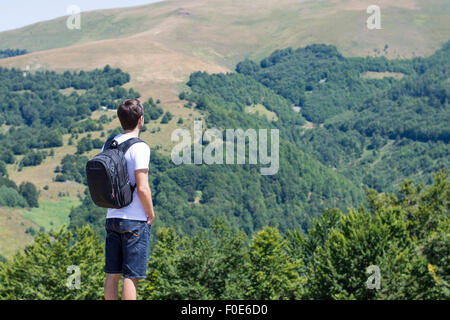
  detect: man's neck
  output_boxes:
[122,128,140,137]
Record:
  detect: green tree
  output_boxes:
[19,181,39,208]
[0,225,104,299]
[160,112,173,124]
[246,226,304,299]
[144,219,250,299]
[305,170,449,299]
[0,185,27,207]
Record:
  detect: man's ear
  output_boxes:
[138,115,144,129]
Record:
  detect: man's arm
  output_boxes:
[135,168,155,225]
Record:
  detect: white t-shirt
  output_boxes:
[102,133,151,221]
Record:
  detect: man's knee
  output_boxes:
[106,273,122,281]
[123,277,139,285]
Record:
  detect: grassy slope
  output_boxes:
[1,0,449,96]
[0,207,38,258]
[1,1,449,59]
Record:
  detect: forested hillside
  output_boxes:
[69,142,363,240]
[234,42,450,191]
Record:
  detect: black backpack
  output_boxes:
[86,136,145,209]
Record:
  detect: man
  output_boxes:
[103,99,155,300]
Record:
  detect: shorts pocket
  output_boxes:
[120,220,144,242]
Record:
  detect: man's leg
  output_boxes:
[121,220,151,300]
[104,273,121,300]
[104,219,123,300]
[122,278,139,300]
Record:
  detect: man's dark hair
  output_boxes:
[117,99,144,130]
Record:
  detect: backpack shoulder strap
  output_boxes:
[118,137,147,191]
[103,136,116,150]
[118,137,146,154]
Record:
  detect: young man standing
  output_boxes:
[103,99,155,300]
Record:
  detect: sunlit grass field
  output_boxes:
[20,198,81,233]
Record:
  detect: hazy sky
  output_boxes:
[0,0,162,32]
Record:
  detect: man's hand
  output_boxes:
[147,210,155,225]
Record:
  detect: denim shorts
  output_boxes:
[104,218,151,279]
